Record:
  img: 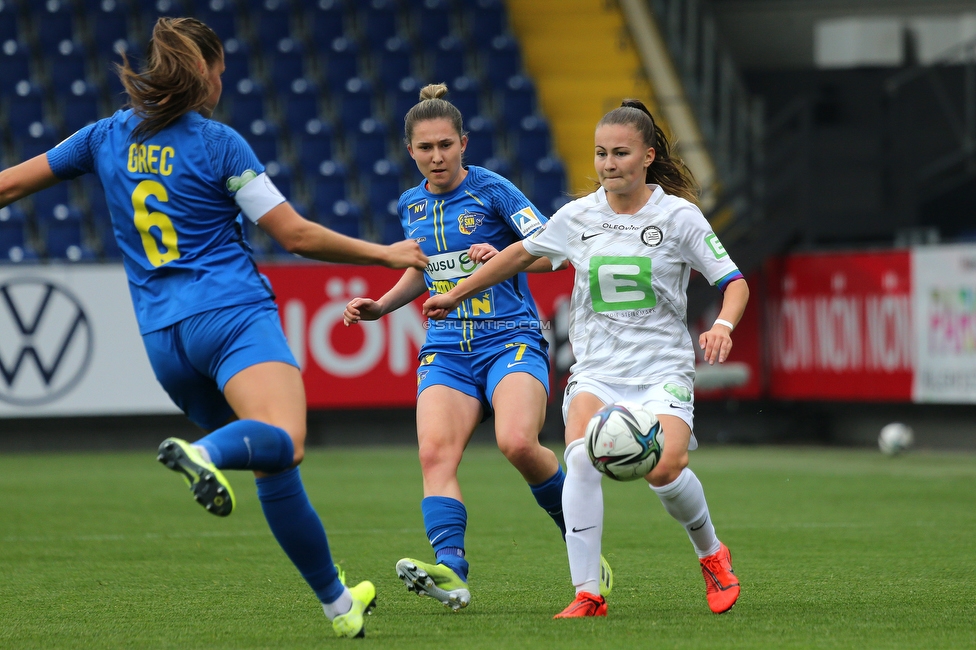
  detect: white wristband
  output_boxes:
[714,318,734,331]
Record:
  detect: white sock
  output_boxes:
[321,587,352,620]
[650,468,720,558]
[563,440,604,595]
[193,444,212,464]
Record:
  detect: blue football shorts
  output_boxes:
[416,338,550,419]
[142,300,299,431]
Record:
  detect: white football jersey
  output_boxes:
[523,185,741,384]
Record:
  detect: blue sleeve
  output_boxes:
[489,175,547,240]
[202,121,265,196]
[46,121,104,179]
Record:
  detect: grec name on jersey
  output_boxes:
[425,250,481,281]
[127,143,176,175]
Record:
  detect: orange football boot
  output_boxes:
[700,543,740,613]
[553,591,607,618]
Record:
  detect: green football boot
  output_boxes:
[331,581,377,638]
[395,558,470,611]
[600,554,614,597]
[157,438,235,517]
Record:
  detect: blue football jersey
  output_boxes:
[46,109,274,334]
[399,165,547,352]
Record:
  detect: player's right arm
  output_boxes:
[0,155,62,208]
[258,202,426,269]
[343,267,428,325]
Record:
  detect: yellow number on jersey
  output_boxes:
[131,180,180,267]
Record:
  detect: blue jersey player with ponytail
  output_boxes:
[343,83,612,611]
[0,18,427,640]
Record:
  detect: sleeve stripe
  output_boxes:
[716,270,744,292]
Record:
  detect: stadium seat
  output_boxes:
[267,38,307,93]
[227,78,267,132]
[90,1,131,57]
[352,118,390,172]
[8,81,47,134]
[221,39,252,89]
[500,74,537,126]
[529,156,567,213]
[44,210,97,262]
[483,34,522,88]
[60,80,101,135]
[0,206,39,264]
[448,75,480,118]
[428,35,467,85]
[31,0,77,50]
[196,0,238,42]
[376,36,414,90]
[328,199,364,238]
[15,121,58,161]
[244,119,280,164]
[32,184,73,225]
[0,3,21,43]
[296,118,336,171]
[481,155,512,179]
[48,40,87,89]
[321,37,360,92]
[359,0,399,44]
[0,40,32,94]
[264,161,294,201]
[465,0,507,44]
[97,219,122,260]
[283,78,321,130]
[391,76,422,124]
[365,158,401,221]
[463,115,495,167]
[253,0,293,51]
[308,0,347,45]
[311,160,350,223]
[337,77,374,132]
[514,115,552,169]
[411,0,455,44]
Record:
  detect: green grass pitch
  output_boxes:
[1,444,974,649]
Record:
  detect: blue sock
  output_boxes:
[256,467,344,604]
[530,466,567,538]
[196,420,294,473]
[421,496,469,582]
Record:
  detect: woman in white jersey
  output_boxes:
[423,99,749,618]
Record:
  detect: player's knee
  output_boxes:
[417,441,460,475]
[496,433,538,468]
[647,454,687,487]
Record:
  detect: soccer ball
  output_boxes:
[585,401,664,481]
[878,422,914,456]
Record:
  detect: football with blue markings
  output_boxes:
[585,401,664,481]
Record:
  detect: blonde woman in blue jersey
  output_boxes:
[0,18,427,640]
[343,83,611,611]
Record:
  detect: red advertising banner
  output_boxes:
[259,263,575,409]
[764,250,913,401]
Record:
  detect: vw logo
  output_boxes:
[0,278,94,406]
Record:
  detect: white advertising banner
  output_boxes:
[912,244,976,403]
[0,265,180,417]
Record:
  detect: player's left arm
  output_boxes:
[467,242,567,272]
[0,155,63,208]
[700,277,749,365]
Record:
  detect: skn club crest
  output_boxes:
[457,210,486,235]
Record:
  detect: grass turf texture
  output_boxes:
[1,445,974,649]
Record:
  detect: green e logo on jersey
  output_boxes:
[705,233,728,259]
[588,256,656,312]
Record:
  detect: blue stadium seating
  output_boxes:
[33,184,73,224]
[308,0,347,45]
[45,209,97,262]
[359,0,400,44]
[391,75,422,123]
[329,200,364,238]
[31,0,77,50]
[321,36,360,92]
[15,121,58,161]
[90,1,132,57]
[48,40,87,89]
[283,78,321,130]
[296,118,336,171]
[0,206,39,264]
[529,156,567,213]
[365,158,401,221]
[428,35,467,84]
[501,74,537,125]
[483,34,522,88]
[0,40,32,94]
[464,115,495,166]
[253,0,293,51]
[267,38,307,93]
[352,118,390,172]
[227,78,267,131]
[376,37,414,90]
[222,39,253,88]
[337,77,374,132]
[8,81,46,134]
[514,115,552,169]
[0,3,21,43]
[311,160,350,223]
[264,161,295,201]
[196,0,238,42]
[465,0,507,44]
[244,119,281,163]
[481,156,513,180]
[411,0,455,43]
[448,75,480,117]
[60,80,101,135]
